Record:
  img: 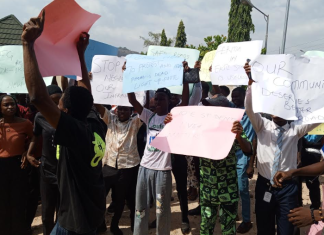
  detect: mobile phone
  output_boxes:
[246,59,252,80]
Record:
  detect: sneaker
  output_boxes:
[181,222,191,234]
[110,226,123,235]
[107,202,115,215]
[236,221,252,234]
[188,205,201,216]
[149,219,156,229]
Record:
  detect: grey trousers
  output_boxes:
[134,166,172,235]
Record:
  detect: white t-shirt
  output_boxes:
[139,108,171,171]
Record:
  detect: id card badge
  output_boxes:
[263,192,272,203]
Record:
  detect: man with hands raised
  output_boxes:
[244,62,320,235]
[22,11,106,235]
[164,98,252,235]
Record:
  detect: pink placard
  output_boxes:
[34,0,100,77]
[151,106,245,160]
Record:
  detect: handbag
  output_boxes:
[184,68,200,83]
[307,184,324,235]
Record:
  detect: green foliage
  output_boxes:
[186,35,227,61]
[175,20,187,48]
[228,0,255,42]
[160,29,174,47]
[160,29,168,46]
[261,48,267,54]
[166,38,173,46]
[140,32,161,48]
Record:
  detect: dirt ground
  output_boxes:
[32,170,316,235]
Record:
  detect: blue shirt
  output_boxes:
[235,107,256,160]
[304,135,323,144]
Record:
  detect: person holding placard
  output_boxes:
[244,63,321,235]
[22,12,106,235]
[128,70,190,235]
[169,61,202,234]
[76,35,143,235]
[164,95,252,235]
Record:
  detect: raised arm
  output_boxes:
[178,61,190,107]
[76,32,91,92]
[144,90,150,109]
[22,11,61,129]
[128,93,143,114]
[244,63,263,133]
[188,61,202,106]
[232,121,252,155]
[74,34,106,118]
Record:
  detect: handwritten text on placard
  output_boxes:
[122,54,183,93]
[151,106,245,160]
[251,54,324,124]
[91,55,145,106]
[0,45,52,93]
[147,46,199,67]
[211,40,263,85]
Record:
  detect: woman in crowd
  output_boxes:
[0,95,33,235]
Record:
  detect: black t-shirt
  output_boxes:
[34,112,58,184]
[55,112,106,234]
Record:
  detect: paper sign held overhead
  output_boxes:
[34,0,100,78]
[91,55,145,106]
[151,106,245,160]
[309,124,324,135]
[147,46,200,68]
[122,54,183,93]
[251,54,324,124]
[0,46,52,93]
[211,40,263,85]
[147,46,200,93]
[200,50,216,81]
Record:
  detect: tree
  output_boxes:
[227,0,255,42]
[160,29,168,46]
[186,35,227,61]
[160,29,174,46]
[175,20,187,48]
[139,32,161,48]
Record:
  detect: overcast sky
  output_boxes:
[1,0,324,55]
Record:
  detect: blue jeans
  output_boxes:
[134,167,172,235]
[236,151,250,223]
[50,223,96,235]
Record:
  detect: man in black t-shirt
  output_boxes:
[22,12,106,235]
